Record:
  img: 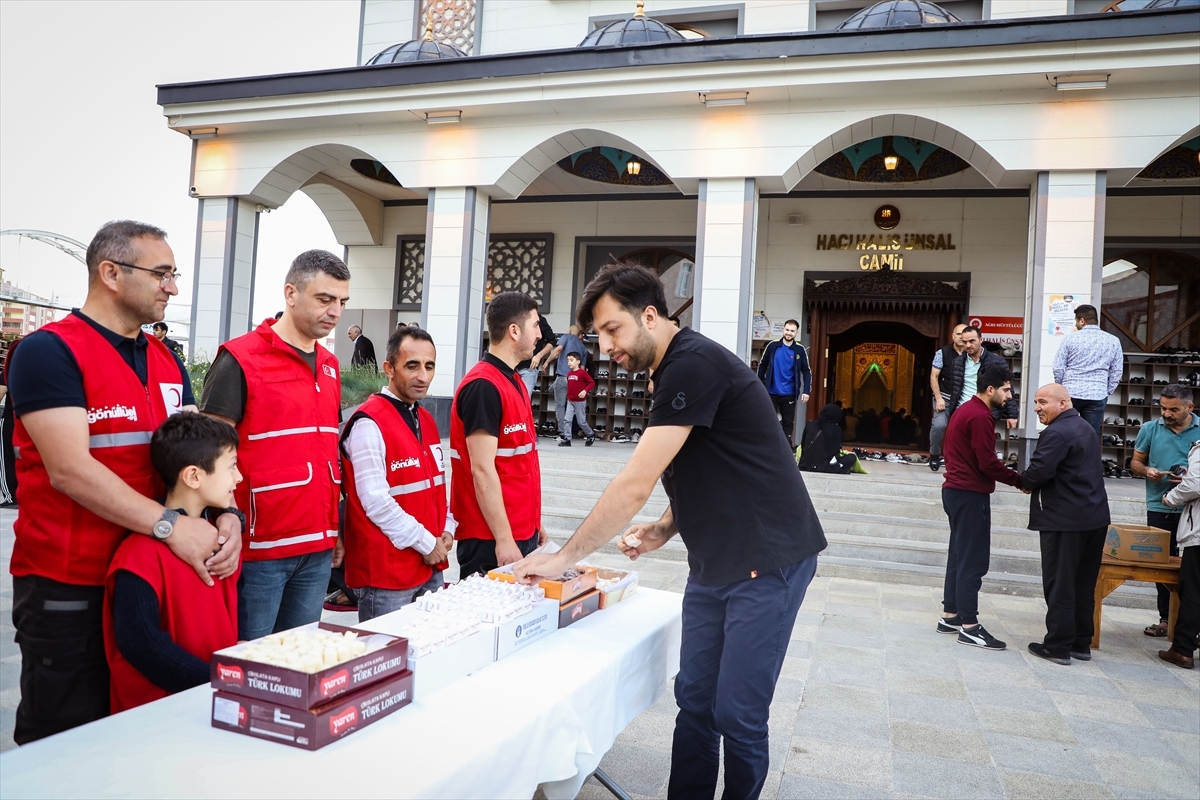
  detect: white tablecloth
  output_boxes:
[0,589,683,800]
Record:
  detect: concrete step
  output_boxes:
[824,532,1042,576]
[541,486,669,515]
[816,511,1039,551]
[809,491,1142,530]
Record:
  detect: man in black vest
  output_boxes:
[928,322,966,471]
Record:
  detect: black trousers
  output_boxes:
[1039,528,1107,657]
[769,394,797,445]
[1147,510,1181,621]
[1172,544,1200,656]
[455,535,540,579]
[942,488,991,625]
[12,575,109,745]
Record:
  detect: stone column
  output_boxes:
[694,178,759,359]
[421,187,491,419]
[190,197,260,360]
[1020,170,1106,461]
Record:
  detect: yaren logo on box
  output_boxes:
[329,706,358,736]
[321,669,350,697]
[216,663,244,684]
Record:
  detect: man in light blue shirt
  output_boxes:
[1132,384,1198,636]
[1053,305,1124,435]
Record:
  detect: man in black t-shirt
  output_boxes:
[514,310,557,397]
[515,262,826,800]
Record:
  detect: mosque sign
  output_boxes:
[815,232,958,271]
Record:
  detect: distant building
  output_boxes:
[1,281,57,336]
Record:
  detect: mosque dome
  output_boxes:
[837,0,962,29]
[578,0,687,47]
[366,25,467,64]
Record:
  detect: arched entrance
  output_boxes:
[805,272,969,449]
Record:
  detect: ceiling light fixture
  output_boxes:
[1051,74,1109,91]
[699,91,748,107]
[425,110,462,124]
[882,137,899,171]
[627,158,642,176]
[187,127,219,139]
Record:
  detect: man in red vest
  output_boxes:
[201,250,349,640]
[450,292,545,578]
[339,326,453,620]
[7,220,242,744]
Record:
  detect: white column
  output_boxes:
[1022,170,1107,431]
[422,187,491,398]
[190,197,259,360]
[694,178,759,359]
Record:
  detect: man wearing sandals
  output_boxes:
[1130,384,1198,639]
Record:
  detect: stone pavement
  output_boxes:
[3,511,1198,799]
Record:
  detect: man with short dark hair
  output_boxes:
[151,322,185,361]
[928,322,967,471]
[515,263,826,800]
[1020,384,1110,665]
[1052,304,1123,435]
[339,326,454,621]
[8,220,241,743]
[1130,383,1198,637]
[757,319,810,447]
[450,292,544,578]
[202,249,349,640]
[347,325,378,372]
[938,362,1022,652]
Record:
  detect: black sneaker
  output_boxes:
[929,456,941,472]
[1070,648,1092,661]
[557,436,571,447]
[585,435,595,447]
[958,624,1006,650]
[1028,642,1070,665]
[937,615,962,634]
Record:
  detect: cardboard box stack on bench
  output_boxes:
[1105,524,1171,564]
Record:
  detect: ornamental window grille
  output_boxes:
[418,0,476,55]
[393,234,553,310]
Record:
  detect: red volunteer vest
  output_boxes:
[219,319,341,561]
[340,394,448,591]
[103,532,239,712]
[449,360,541,541]
[11,314,180,586]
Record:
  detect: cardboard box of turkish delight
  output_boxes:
[1104,524,1170,564]
[354,607,496,697]
[559,589,602,628]
[489,565,598,603]
[210,622,408,710]
[594,568,639,609]
[211,670,413,750]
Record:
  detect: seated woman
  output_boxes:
[798,403,859,474]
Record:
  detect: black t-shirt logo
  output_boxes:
[672,392,686,410]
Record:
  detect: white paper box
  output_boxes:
[352,609,495,698]
[490,599,559,661]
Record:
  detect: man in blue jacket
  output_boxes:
[757,319,811,447]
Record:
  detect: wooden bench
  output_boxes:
[1093,556,1180,648]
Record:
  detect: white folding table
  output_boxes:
[0,589,683,800]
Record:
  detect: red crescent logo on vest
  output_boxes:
[320,669,350,698]
[323,364,337,379]
[329,706,358,736]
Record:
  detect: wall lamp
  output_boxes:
[425,110,462,124]
[187,127,219,139]
[1051,74,1109,91]
[627,158,642,176]
[699,91,748,107]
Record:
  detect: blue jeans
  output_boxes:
[1071,397,1105,436]
[669,554,817,800]
[354,570,444,623]
[237,550,334,640]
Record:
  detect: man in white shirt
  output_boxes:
[1052,305,1124,435]
[337,327,455,621]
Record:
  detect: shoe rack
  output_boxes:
[528,335,652,443]
[1101,352,1200,474]
[994,353,1023,464]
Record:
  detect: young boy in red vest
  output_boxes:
[103,412,243,712]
